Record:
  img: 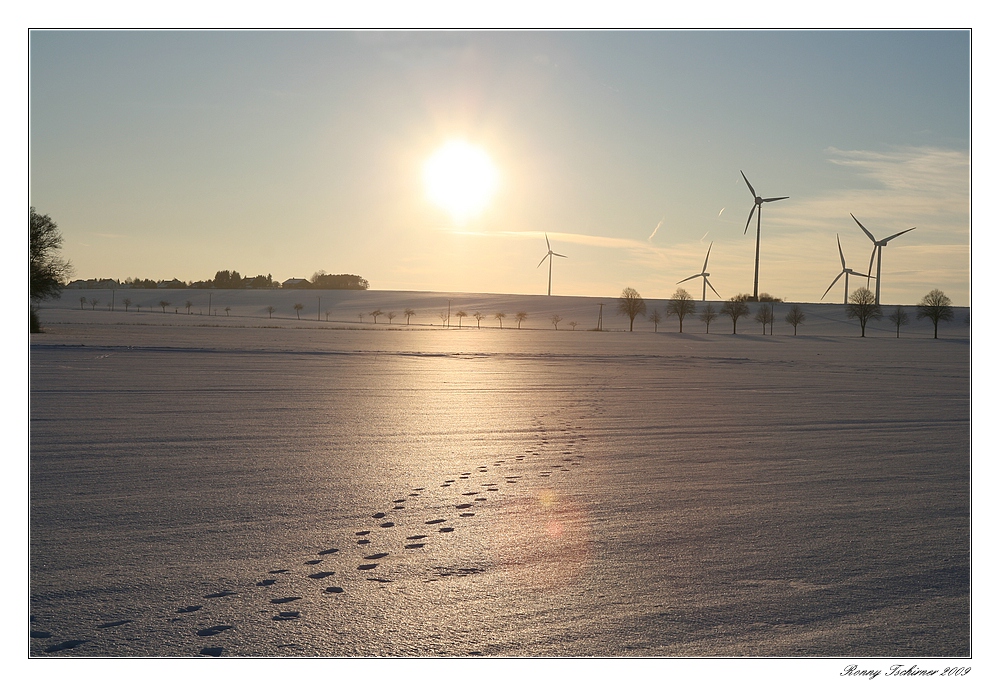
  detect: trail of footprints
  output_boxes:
[31,419,590,656]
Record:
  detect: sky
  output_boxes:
[28,30,970,305]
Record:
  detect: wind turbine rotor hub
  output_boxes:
[755,197,763,205]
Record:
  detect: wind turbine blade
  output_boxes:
[702,242,713,273]
[852,213,876,243]
[867,246,877,286]
[545,233,551,251]
[883,227,916,243]
[837,234,846,270]
[762,196,789,202]
[847,269,872,278]
[537,255,549,269]
[822,272,844,300]
[706,278,721,299]
[740,170,756,197]
[552,252,567,258]
[677,274,700,284]
[744,205,756,234]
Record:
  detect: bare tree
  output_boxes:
[515,311,528,329]
[369,309,382,324]
[455,310,467,328]
[266,305,275,319]
[79,296,86,310]
[720,297,750,334]
[784,305,805,335]
[439,311,449,326]
[224,306,231,317]
[358,312,365,323]
[648,309,662,332]
[617,287,646,332]
[294,303,304,319]
[185,300,193,315]
[122,297,132,312]
[699,303,718,333]
[90,298,100,310]
[753,303,773,335]
[404,308,416,325]
[568,321,578,331]
[666,288,696,333]
[473,311,484,329]
[846,287,881,337]
[551,314,563,330]
[386,311,396,324]
[324,309,331,322]
[158,300,170,313]
[888,305,909,338]
[494,312,506,329]
[916,289,954,339]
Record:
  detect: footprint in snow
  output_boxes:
[270,597,301,604]
[200,647,224,657]
[30,630,52,639]
[440,527,455,533]
[308,571,335,579]
[203,590,236,599]
[357,539,371,544]
[405,543,425,549]
[364,552,389,560]
[358,563,379,571]
[379,522,395,528]
[425,518,446,524]
[406,534,427,540]
[324,586,345,594]
[273,611,299,621]
[177,605,202,613]
[196,625,232,637]
[304,560,323,565]
[319,548,339,555]
[372,512,386,519]
[97,620,131,629]
[257,579,277,587]
[44,640,87,653]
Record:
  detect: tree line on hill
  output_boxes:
[617,286,959,338]
[67,270,370,291]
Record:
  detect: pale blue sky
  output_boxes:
[29,30,970,304]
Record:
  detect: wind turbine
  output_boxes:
[677,242,721,301]
[851,214,915,305]
[821,234,872,305]
[741,171,788,300]
[537,233,567,297]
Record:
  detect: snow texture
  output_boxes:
[30,290,970,657]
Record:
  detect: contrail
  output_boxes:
[718,207,725,217]
[648,217,664,241]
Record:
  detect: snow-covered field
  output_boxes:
[29,290,970,660]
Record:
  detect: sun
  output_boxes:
[423,140,499,224]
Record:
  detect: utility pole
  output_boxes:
[447,300,451,328]
[318,296,321,321]
[597,303,603,332]
[208,292,212,316]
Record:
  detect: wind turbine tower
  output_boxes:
[821,234,872,305]
[851,214,915,305]
[537,233,567,297]
[740,171,788,300]
[677,242,721,301]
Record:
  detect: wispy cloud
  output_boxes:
[769,146,969,240]
[449,228,652,251]
[648,218,663,242]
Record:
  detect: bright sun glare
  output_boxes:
[423,140,499,224]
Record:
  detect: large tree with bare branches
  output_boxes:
[617,287,646,332]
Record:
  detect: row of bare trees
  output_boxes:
[617,286,956,337]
